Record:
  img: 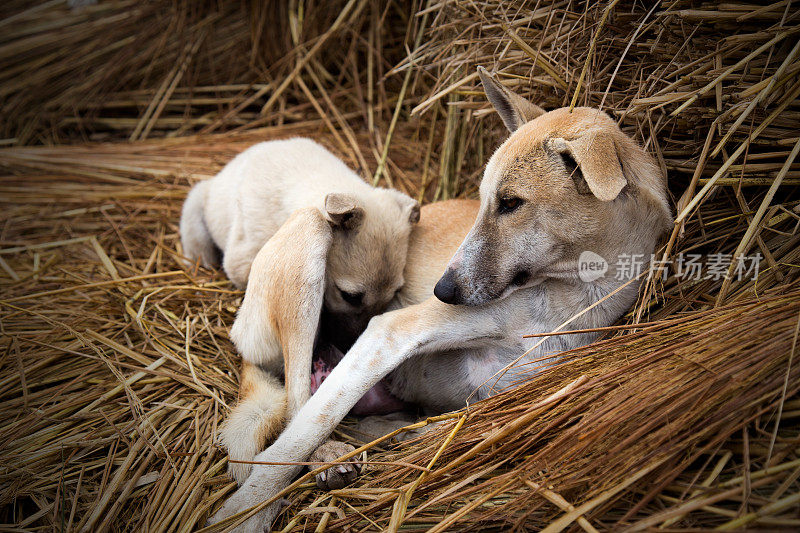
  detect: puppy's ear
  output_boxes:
[477,66,544,132]
[324,193,364,230]
[387,189,420,224]
[408,202,421,224]
[549,134,627,201]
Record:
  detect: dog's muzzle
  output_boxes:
[434,268,461,305]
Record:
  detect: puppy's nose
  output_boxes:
[434,269,461,304]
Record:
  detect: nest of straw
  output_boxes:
[1,1,800,531]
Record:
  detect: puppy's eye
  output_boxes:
[498,196,523,214]
[339,289,364,306]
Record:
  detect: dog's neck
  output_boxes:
[529,217,657,346]
[514,273,642,359]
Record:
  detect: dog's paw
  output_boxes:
[309,440,360,490]
[207,483,280,533]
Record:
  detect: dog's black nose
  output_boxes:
[434,269,461,304]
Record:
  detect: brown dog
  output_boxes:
[210,66,672,531]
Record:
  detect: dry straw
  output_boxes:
[1,0,800,531]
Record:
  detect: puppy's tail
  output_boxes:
[219,362,287,485]
[180,180,219,268]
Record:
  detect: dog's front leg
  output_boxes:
[208,297,504,532]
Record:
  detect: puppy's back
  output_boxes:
[202,139,369,247]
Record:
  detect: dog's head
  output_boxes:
[322,188,420,334]
[434,67,672,306]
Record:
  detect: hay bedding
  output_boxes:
[2,0,800,531]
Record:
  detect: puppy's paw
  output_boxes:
[309,440,360,490]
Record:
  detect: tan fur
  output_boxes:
[486,106,670,218]
[395,199,479,307]
[184,139,419,485]
[434,104,672,305]
[221,207,331,484]
[219,362,286,483]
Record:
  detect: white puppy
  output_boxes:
[180,137,419,293]
[180,138,420,484]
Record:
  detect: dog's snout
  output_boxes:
[434,269,461,304]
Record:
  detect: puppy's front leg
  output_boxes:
[208,297,504,531]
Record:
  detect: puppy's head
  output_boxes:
[321,188,420,336]
[434,67,672,306]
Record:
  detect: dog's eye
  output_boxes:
[339,289,364,306]
[498,196,523,214]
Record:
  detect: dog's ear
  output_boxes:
[324,193,365,230]
[549,134,627,201]
[477,66,544,132]
[386,189,420,224]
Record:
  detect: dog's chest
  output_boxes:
[387,343,527,411]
